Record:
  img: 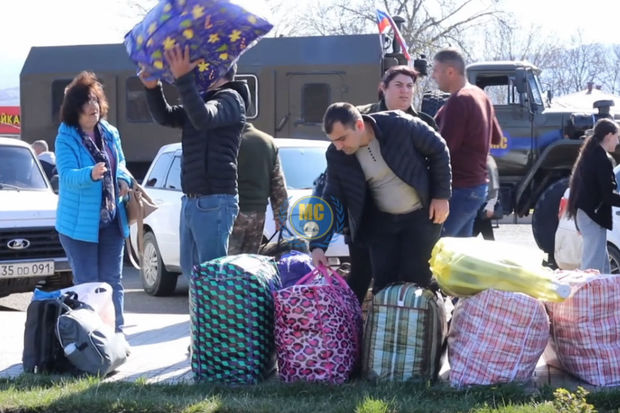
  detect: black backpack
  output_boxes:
[22,294,81,374]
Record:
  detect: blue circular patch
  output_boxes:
[289,196,334,240]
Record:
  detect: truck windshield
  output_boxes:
[527,72,544,107]
[0,146,48,190]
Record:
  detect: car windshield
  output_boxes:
[279,146,327,190]
[0,146,47,190]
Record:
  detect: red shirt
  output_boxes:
[435,85,502,188]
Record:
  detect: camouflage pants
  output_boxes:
[228,211,266,255]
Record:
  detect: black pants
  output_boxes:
[472,216,495,240]
[346,241,373,304]
[366,208,442,293]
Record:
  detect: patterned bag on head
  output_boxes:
[361,284,447,382]
[545,272,620,386]
[448,289,549,387]
[124,0,273,92]
[190,254,281,384]
[274,266,362,384]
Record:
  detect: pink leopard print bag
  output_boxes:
[274,265,362,383]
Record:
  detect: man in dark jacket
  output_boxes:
[140,45,250,277]
[310,102,451,292]
[228,123,288,254]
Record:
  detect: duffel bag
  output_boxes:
[190,254,281,384]
[276,250,314,289]
[56,295,129,376]
[274,265,362,384]
[448,289,549,387]
[362,283,446,382]
[545,272,620,386]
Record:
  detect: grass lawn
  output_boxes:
[0,375,618,413]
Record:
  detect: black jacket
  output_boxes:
[310,111,451,251]
[573,144,620,230]
[145,74,251,195]
[357,99,438,131]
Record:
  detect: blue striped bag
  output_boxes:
[361,283,447,382]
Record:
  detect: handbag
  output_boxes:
[125,178,158,269]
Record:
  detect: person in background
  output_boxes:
[338,65,438,303]
[433,48,502,237]
[31,139,56,180]
[140,45,250,276]
[311,102,451,293]
[55,71,131,333]
[566,118,620,273]
[228,123,288,255]
[472,155,500,240]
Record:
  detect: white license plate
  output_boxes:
[0,261,55,277]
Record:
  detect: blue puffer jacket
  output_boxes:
[55,119,131,242]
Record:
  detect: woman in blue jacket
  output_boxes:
[567,118,620,273]
[55,71,132,333]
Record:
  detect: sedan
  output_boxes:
[129,139,349,296]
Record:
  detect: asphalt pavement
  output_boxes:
[0,221,588,388]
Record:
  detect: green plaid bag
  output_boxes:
[361,284,447,382]
[189,254,281,384]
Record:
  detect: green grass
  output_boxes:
[0,375,618,413]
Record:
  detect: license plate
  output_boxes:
[0,261,55,277]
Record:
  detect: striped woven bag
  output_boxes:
[362,283,447,382]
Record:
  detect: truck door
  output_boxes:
[282,72,347,140]
[476,74,533,175]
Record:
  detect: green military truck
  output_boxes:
[19,34,619,260]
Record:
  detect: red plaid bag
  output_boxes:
[273,266,362,384]
[448,289,549,387]
[545,272,620,386]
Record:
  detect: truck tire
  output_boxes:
[532,178,569,255]
[421,90,450,117]
[141,231,179,296]
[607,243,620,274]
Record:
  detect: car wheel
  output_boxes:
[141,231,178,296]
[532,178,569,255]
[608,243,620,274]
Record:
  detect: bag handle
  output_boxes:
[294,265,348,289]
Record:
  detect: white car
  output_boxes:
[554,164,620,273]
[0,137,72,296]
[130,138,349,296]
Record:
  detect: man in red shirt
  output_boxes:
[432,48,502,237]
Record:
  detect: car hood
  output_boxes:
[0,190,57,227]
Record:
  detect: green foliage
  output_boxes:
[552,387,596,413]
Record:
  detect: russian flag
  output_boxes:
[376,9,391,34]
[375,9,411,62]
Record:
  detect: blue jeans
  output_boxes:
[180,194,239,277]
[577,208,610,273]
[442,183,488,237]
[59,220,125,332]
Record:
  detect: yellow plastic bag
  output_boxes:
[429,237,570,302]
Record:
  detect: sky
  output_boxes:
[1,0,619,91]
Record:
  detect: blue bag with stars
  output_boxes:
[124,0,272,92]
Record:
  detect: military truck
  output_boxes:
[19,34,619,259]
[20,34,413,178]
[463,61,620,260]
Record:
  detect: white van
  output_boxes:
[0,137,72,296]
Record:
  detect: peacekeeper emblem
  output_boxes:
[289,196,334,240]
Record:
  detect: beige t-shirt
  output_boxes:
[355,138,422,214]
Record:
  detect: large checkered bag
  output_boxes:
[361,284,447,382]
[448,289,549,387]
[545,272,620,386]
[124,0,273,92]
[190,254,281,384]
[274,266,362,384]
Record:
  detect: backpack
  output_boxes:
[23,293,81,374]
[55,297,129,376]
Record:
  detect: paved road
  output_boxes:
[0,221,540,312]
